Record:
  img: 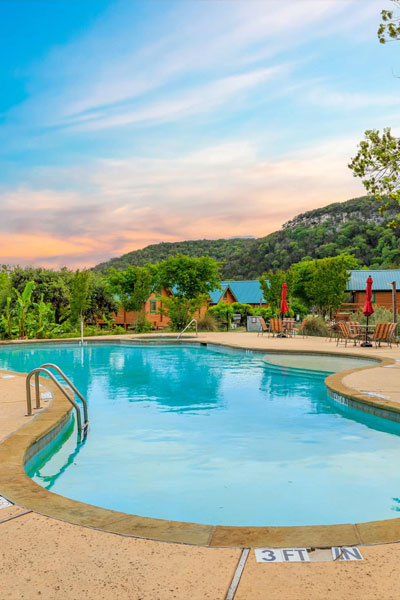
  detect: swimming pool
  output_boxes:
[1,342,398,527]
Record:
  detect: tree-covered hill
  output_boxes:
[94,196,400,279]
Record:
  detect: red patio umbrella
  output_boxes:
[361,276,374,347]
[280,282,289,316]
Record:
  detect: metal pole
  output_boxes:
[34,371,41,409]
[392,281,397,323]
[80,320,84,345]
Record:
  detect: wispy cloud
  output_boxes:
[0,135,364,268]
[0,0,391,267]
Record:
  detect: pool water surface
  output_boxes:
[1,342,398,527]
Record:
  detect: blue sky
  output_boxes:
[0,0,399,267]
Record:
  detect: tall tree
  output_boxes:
[349,130,400,226]
[258,268,297,313]
[106,265,156,312]
[297,254,358,318]
[157,255,221,330]
[349,2,400,225]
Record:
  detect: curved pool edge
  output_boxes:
[0,339,399,548]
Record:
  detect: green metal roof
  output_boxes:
[347,270,400,291]
[209,280,265,304]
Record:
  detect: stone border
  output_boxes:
[0,339,399,547]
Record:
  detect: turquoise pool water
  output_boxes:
[2,342,399,526]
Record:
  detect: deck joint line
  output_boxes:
[0,509,32,525]
[225,548,250,600]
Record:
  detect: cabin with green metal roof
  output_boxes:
[208,280,266,307]
[346,269,400,313]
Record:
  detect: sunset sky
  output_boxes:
[1,0,399,268]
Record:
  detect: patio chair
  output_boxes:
[388,322,398,347]
[283,318,296,337]
[269,318,282,337]
[373,323,393,348]
[298,318,308,338]
[348,321,361,339]
[336,321,359,347]
[257,317,269,336]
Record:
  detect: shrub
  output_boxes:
[231,302,254,322]
[252,306,275,321]
[197,312,218,331]
[353,306,394,325]
[208,302,234,327]
[301,315,329,337]
[113,325,126,334]
[135,313,152,333]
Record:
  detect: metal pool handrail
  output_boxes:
[26,366,88,437]
[40,363,88,426]
[177,318,198,339]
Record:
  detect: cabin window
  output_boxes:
[372,292,376,303]
[150,300,157,313]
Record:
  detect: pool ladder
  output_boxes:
[177,318,198,339]
[26,363,89,439]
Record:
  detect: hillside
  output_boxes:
[94,196,400,279]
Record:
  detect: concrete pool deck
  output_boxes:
[1,331,400,599]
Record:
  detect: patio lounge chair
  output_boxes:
[336,321,359,347]
[373,323,395,348]
[269,318,282,337]
[257,317,269,336]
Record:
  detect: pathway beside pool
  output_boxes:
[1,332,400,599]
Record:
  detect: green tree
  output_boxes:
[27,293,57,339]
[349,129,400,225]
[13,281,35,338]
[70,270,90,327]
[157,255,221,330]
[349,3,400,224]
[106,265,155,312]
[0,297,13,339]
[85,272,119,324]
[298,254,358,318]
[258,269,297,313]
[157,254,221,299]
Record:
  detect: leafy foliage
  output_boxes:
[70,270,90,326]
[349,130,400,225]
[157,254,221,299]
[291,254,358,317]
[378,1,400,43]
[159,295,205,331]
[208,302,234,327]
[106,265,155,312]
[13,280,35,338]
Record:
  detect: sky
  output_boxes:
[0,0,399,269]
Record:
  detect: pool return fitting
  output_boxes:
[25,363,89,440]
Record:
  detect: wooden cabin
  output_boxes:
[208,280,267,308]
[340,269,400,318]
[100,279,266,330]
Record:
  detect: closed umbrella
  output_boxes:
[278,283,289,338]
[280,282,289,316]
[361,276,374,347]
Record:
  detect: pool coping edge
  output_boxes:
[0,340,399,548]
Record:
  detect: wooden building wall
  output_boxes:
[354,290,400,312]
